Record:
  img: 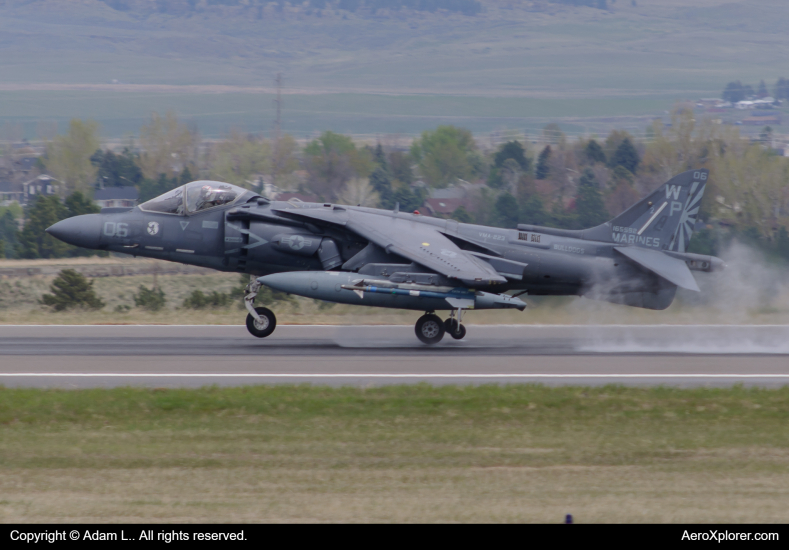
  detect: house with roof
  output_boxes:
[0,181,24,205]
[23,175,60,203]
[423,197,468,217]
[743,117,781,126]
[421,180,486,217]
[274,191,320,204]
[94,186,139,209]
[14,157,38,175]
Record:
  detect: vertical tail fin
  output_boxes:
[608,169,708,252]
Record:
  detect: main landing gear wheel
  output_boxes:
[246,307,277,338]
[444,318,466,340]
[415,313,445,345]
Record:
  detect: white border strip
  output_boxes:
[1,373,788,379]
[1,324,789,328]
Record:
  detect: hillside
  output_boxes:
[0,0,786,137]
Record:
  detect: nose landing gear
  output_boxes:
[244,279,277,338]
[246,306,277,338]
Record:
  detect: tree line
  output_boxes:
[3,105,789,262]
[722,78,789,102]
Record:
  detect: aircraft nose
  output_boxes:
[46,214,103,250]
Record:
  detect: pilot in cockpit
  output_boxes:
[140,180,247,215]
[195,184,236,211]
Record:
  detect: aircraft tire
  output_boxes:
[246,307,277,338]
[445,320,466,340]
[415,313,445,345]
[444,318,467,339]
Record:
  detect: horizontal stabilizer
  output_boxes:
[614,246,700,292]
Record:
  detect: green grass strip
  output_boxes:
[3,383,789,426]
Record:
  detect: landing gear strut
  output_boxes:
[444,319,466,340]
[444,308,467,340]
[244,279,277,338]
[415,313,445,345]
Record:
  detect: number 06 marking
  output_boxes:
[693,171,707,181]
[103,222,128,237]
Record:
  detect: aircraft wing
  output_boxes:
[274,206,506,286]
[614,246,700,292]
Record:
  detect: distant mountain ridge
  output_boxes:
[0,0,784,98]
[99,0,485,17]
[1,0,617,24]
[95,0,617,18]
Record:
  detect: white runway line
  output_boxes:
[2,373,789,379]
[5,324,789,327]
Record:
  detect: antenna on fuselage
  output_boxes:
[272,72,282,188]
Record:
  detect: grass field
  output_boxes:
[1,384,788,522]
[0,249,787,326]
[1,266,789,326]
[0,90,675,140]
[1,0,787,138]
[2,1,784,96]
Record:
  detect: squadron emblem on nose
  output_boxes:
[147,221,160,236]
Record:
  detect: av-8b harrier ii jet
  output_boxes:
[47,168,723,344]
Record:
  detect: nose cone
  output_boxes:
[474,291,528,311]
[258,272,309,294]
[46,214,103,250]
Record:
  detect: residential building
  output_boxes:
[23,175,60,203]
[421,180,486,217]
[94,186,139,209]
[0,181,24,205]
[275,192,320,204]
[423,197,467,217]
[742,116,781,126]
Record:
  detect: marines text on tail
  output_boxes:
[48,169,723,345]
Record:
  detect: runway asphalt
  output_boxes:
[1,324,788,388]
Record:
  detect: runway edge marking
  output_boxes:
[2,324,789,328]
[3,373,789,378]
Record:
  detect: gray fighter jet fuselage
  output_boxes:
[47,169,723,344]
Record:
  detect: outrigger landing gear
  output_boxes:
[444,319,466,340]
[415,312,445,345]
[244,279,277,338]
[444,308,467,340]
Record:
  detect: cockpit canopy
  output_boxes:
[139,181,248,215]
